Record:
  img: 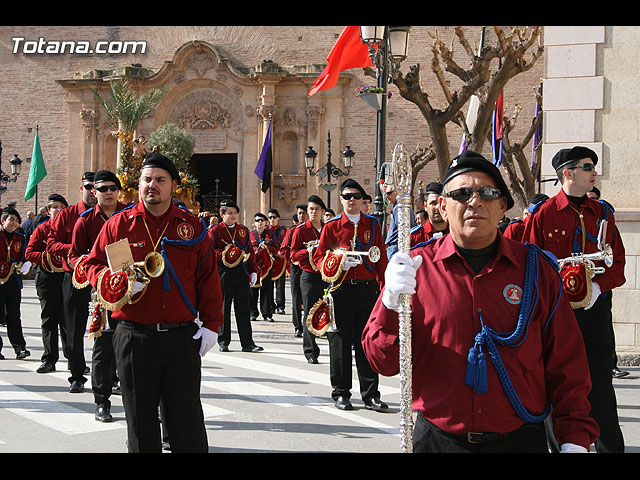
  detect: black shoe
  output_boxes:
[242,345,264,353]
[95,405,113,423]
[112,383,121,395]
[307,357,319,364]
[335,396,353,410]
[613,368,630,378]
[276,308,285,315]
[69,380,84,393]
[364,397,389,412]
[263,316,274,322]
[0,353,4,360]
[250,316,258,322]
[219,345,229,352]
[294,330,303,338]
[36,362,56,373]
[16,349,30,360]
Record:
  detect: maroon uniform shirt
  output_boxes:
[83,202,223,333]
[47,202,93,272]
[313,213,387,288]
[520,189,625,293]
[410,220,448,248]
[502,219,525,242]
[362,233,599,448]
[70,201,128,266]
[290,220,323,273]
[208,221,257,273]
[25,220,54,269]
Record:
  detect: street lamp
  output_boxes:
[0,141,23,196]
[305,131,354,209]
[359,26,411,227]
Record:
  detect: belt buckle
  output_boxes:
[467,432,483,444]
[156,323,169,332]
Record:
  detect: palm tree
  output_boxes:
[91,79,167,171]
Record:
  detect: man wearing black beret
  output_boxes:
[521,146,627,453]
[410,181,448,247]
[365,150,600,452]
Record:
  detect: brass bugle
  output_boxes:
[338,245,381,264]
[130,251,165,281]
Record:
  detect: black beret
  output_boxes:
[590,186,601,199]
[363,194,372,202]
[254,212,268,221]
[2,206,21,224]
[442,150,514,210]
[221,200,239,212]
[268,208,280,217]
[425,182,443,195]
[47,193,68,207]
[529,193,549,206]
[142,153,181,183]
[307,194,326,210]
[551,146,598,172]
[339,178,366,196]
[93,170,121,189]
[82,171,95,182]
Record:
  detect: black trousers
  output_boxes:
[250,272,273,319]
[300,271,326,360]
[413,412,548,453]
[91,310,118,407]
[218,264,256,349]
[34,267,66,365]
[0,275,26,355]
[575,293,625,453]
[289,264,303,332]
[327,280,380,402]
[113,321,207,453]
[62,271,91,384]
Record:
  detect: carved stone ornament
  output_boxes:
[170,90,236,130]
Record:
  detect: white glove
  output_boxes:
[19,261,32,274]
[343,256,360,270]
[132,281,147,295]
[381,253,423,311]
[560,443,588,453]
[249,272,258,287]
[192,327,218,356]
[584,281,601,310]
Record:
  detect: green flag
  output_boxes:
[24,127,47,201]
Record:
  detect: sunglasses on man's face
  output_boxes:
[341,192,363,200]
[255,218,266,223]
[95,184,119,192]
[568,163,596,172]
[444,186,502,202]
[268,215,277,219]
[82,184,94,190]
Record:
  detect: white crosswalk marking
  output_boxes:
[0,379,123,434]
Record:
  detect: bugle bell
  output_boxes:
[129,251,165,281]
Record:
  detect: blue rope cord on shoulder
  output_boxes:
[464,244,551,424]
[159,217,208,316]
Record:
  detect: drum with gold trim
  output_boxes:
[72,254,90,289]
[271,253,287,281]
[253,247,273,288]
[95,267,133,311]
[319,250,346,284]
[307,293,336,336]
[0,261,16,284]
[560,262,593,309]
[222,243,244,268]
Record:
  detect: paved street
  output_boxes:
[0,279,638,453]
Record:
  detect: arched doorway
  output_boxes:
[193,153,237,213]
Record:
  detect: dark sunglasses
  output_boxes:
[445,186,502,202]
[341,192,363,200]
[254,218,266,223]
[568,163,595,172]
[82,184,94,190]
[95,184,119,192]
[268,215,277,219]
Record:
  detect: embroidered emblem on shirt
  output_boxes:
[177,222,194,240]
[503,284,523,305]
[363,229,371,243]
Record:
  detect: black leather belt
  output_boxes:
[344,279,375,286]
[119,320,193,332]
[452,424,543,444]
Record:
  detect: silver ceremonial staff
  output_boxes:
[391,142,414,453]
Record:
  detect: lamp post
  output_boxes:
[304,131,354,209]
[359,26,411,228]
[0,141,23,200]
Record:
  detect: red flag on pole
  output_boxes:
[307,26,373,97]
